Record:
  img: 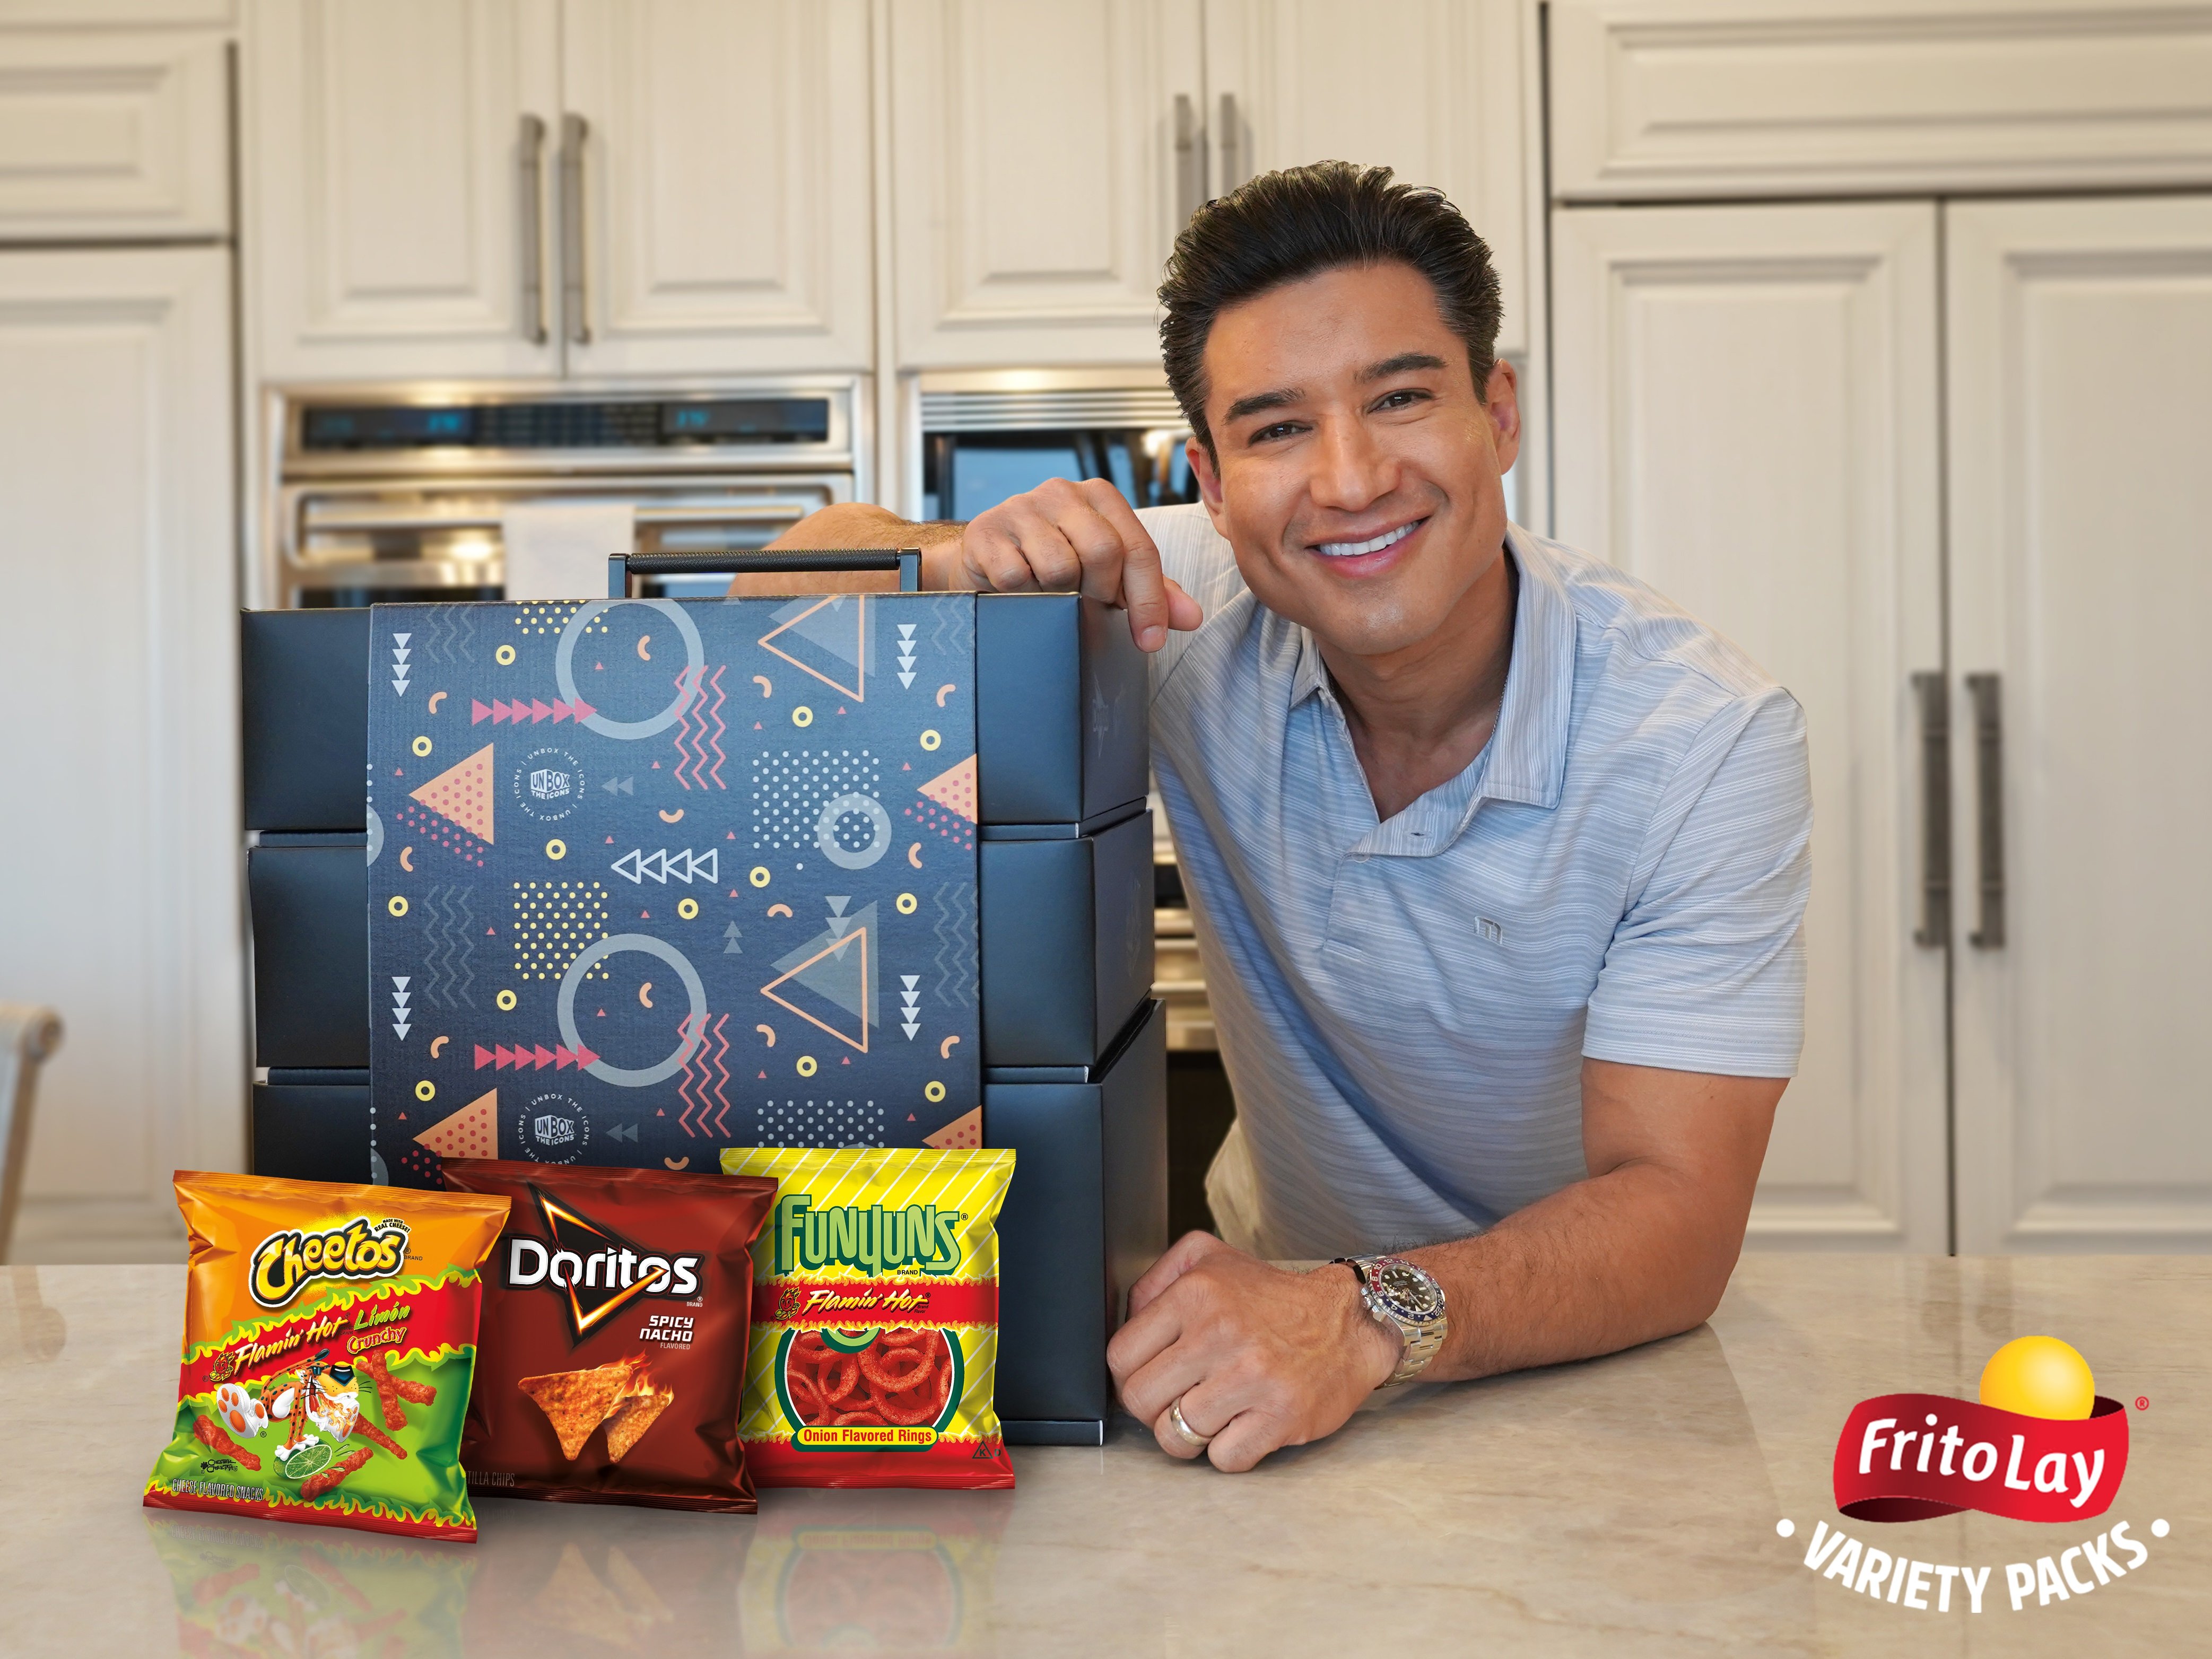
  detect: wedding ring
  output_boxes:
[1165,1395,1214,1451]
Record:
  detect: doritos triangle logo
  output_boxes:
[502,1185,703,1342]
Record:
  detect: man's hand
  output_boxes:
[1106,1232,1399,1473]
[926,477,1203,652]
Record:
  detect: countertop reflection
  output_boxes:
[2,1258,2204,1655]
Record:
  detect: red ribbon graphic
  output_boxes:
[1831,1392,2129,1523]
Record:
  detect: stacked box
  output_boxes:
[240,592,1165,1445]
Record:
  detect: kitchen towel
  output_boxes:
[500,502,636,601]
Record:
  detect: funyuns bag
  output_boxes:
[143,1171,510,1541]
[718,1146,1015,1489]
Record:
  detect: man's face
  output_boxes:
[1189,261,1519,662]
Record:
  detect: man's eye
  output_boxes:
[1251,422,1303,443]
[1374,389,1427,412]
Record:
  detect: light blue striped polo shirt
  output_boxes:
[1140,507,1812,1260]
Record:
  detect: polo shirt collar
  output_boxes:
[1286,522,1575,816]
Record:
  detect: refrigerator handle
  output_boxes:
[517,115,548,344]
[1965,672,2007,948]
[1910,670,1950,948]
[559,112,591,345]
[1218,92,1241,194]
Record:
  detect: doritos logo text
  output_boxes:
[502,1184,703,1340]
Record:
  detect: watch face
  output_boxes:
[1374,1260,1443,1323]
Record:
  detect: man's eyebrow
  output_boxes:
[1222,387,1302,424]
[1358,351,1449,382]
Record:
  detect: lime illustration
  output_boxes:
[282,1440,334,1481]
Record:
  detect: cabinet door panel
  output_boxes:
[890,0,1201,368]
[0,31,229,240]
[246,0,560,380]
[1203,0,1526,355]
[0,249,241,1262]
[1948,195,2212,1252]
[561,0,873,374]
[1552,0,2212,202]
[1554,202,1946,1250]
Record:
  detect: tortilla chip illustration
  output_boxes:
[518,1360,641,1460]
[529,1541,639,1649]
[604,1381,676,1462]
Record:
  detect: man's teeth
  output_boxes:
[1314,522,1415,558]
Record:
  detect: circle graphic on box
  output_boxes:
[815,792,892,870]
[515,1093,591,1164]
[556,933,707,1087]
[554,600,703,739]
[512,745,585,823]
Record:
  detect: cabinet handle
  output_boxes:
[1965,671,2006,948]
[1910,671,1950,947]
[559,112,591,345]
[517,115,547,344]
[1217,91,1240,193]
[1174,92,1203,226]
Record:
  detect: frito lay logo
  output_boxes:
[772,1193,962,1277]
[503,1185,703,1340]
[1787,1336,2174,1617]
[248,1217,411,1309]
[1832,1335,2128,1523]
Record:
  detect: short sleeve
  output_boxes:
[1582,689,1813,1077]
[1135,504,1247,697]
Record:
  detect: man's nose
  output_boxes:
[1307,413,1395,512]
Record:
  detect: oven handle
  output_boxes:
[300,503,826,535]
[612,549,921,595]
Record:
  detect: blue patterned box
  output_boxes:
[364,593,981,1186]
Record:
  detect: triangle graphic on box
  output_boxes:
[759,594,866,702]
[416,1088,498,1160]
[409,743,496,844]
[758,907,876,1052]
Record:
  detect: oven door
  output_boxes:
[276,473,849,607]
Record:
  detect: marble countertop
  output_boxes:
[1,1256,2202,1655]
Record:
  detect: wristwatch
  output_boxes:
[1332,1254,1448,1386]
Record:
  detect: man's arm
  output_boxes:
[739,485,1201,649]
[1107,1058,1783,1472]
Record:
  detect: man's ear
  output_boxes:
[1187,435,1230,537]
[1485,359,1522,477]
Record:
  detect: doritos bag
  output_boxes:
[717,1146,1015,1489]
[439,1160,778,1513]
[143,1171,509,1541]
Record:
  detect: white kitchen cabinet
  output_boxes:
[0,248,242,1263]
[0,29,230,241]
[559,0,874,374]
[1947,194,2212,1253]
[888,0,1203,369]
[1552,202,1949,1251]
[887,0,1530,370]
[1201,0,1527,355]
[1551,0,2212,203]
[246,0,562,380]
[247,0,872,381]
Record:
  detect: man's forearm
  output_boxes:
[1398,1158,1746,1383]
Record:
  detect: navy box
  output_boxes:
[251,1071,370,1183]
[978,807,1154,1069]
[250,816,1154,1072]
[991,998,1167,1445]
[247,836,370,1068]
[241,596,1148,832]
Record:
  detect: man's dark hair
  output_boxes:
[1159,161,1503,459]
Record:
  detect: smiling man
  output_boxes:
[769,163,1810,1472]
